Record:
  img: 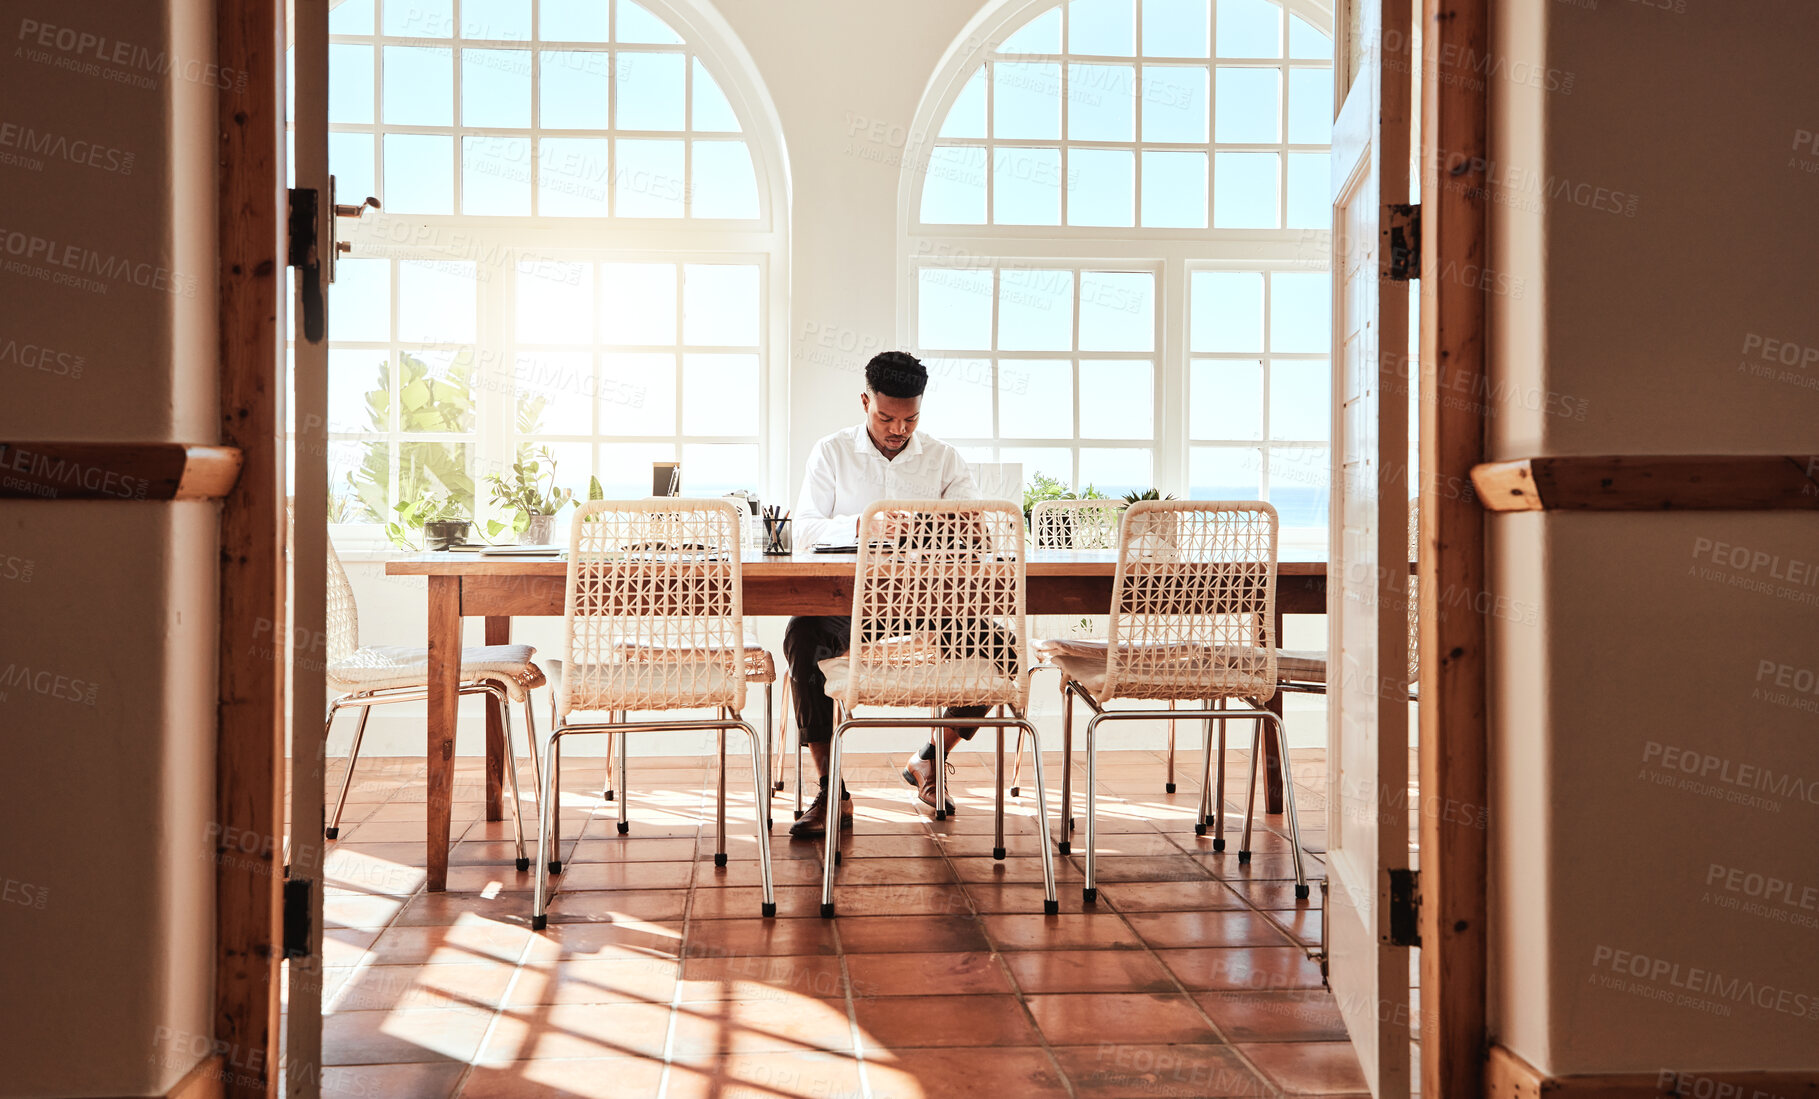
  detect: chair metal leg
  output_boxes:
[1268,712,1310,898]
[1018,716,1059,914]
[794,736,805,820]
[1082,710,1102,904]
[522,696,542,818]
[549,737,564,874]
[1007,725,1026,798]
[762,684,775,828]
[933,713,948,821]
[531,728,562,930]
[1213,702,1229,850]
[1057,683,1074,854]
[495,690,530,871]
[1166,699,1178,793]
[616,720,630,834]
[1239,720,1263,862]
[771,678,789,793]
[992,719,1006,860]
[325,702,370,840]
[821,709,844,917]
[714,718,728,867]
[601,730,616,802]
[1194,706,1215,838]
[737,719,777,916]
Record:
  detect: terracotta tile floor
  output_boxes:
[296,748,1367,1098]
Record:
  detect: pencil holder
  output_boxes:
[762,517,793,556]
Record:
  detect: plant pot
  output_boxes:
[423,519,470,551]
[519,513,555,545]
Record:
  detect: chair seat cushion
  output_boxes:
[817,655,1017,709]
[1275,649,1328,684]
[545,656,740,712]
[327,644,545,701]
[1034,637,1221,661]
[606,630,776,685]
[1050,651,1275,704]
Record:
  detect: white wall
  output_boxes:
[1488,0,1819,1075]
[0,0,221,1092]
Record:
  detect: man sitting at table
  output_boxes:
[784,350,989,838]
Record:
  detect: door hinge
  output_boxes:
[286,186,325,342]
[1383,867,1421,947]
[1385,202,1421,281]
[282,876,313,959]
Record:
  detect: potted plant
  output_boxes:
[1022,472,1110,544]
[485,447,576,544]
[385,486,471,551]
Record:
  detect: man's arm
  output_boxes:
[794,442,861,546]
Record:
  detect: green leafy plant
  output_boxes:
[343,352,478,525]
[484,446,576,538]
[1021,471,1109,519]
[384,486,469,551]
[1121,488,1178,504]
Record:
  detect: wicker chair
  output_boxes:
[815,499,1060,917]
[322,539,543,870]
[531,499,775,929]
[1273,499,1420,698]
[1045,500,1309,903]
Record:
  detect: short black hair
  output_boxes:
[865,351,927,399]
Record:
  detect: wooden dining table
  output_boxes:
[386,547,1335,890]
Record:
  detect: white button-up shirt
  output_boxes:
[793,423,977,547]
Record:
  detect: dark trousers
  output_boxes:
[783,615,1003,747]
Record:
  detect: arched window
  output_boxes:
[904,0,1333,543]
[297,0,786,540]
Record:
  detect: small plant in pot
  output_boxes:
[1022,471,1109,544]
[387,486,471,551]
[485,447,576,544]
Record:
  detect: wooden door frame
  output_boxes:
[1417,0,1491,1095]
[216,0,287,1096]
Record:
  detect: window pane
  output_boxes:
[1079,447,1151,495]
[462,49,531,126]
[998,268,1074,351]
[382,134,454,213]
[513,351,593,435]
[540,51,610,128]
[399,349,476,433]
[329,348,385,434]
[940,68,987,139]
[330,0,374,35]
[398,262,477,343]
[613,138,686,216]
[328,44,373,124]
[1270,271,1331,352]
[398,441,474,511]
[1066,148,1134,227]
[383,46,453,125]
[1002,7,1062,53]
[1289,15,1331,59]
[1079,360,1153,438]
[598,442,676,497]
[1288,67,1333,143]
[1140,150,1206,227]
[1001,446,1074,486]
[617,0,683,44]
[600,353,674,433]
[463,135,531,214]
[463,0,531,40]
[601,263,677,344]
[1068,64,1135,141]
[1271,359,1331,440]
[692,59,740,131]
[615,52,686,131]
[683,264,760,346]
[994,146,1062,224]
[691,140,759,218]
[1079,271,1154,351]
[1286,152,1328,228]
[1213,151,1280,228]
[1142,66,1209,142]
[1068,0,1135,56]
[517,261,593,344]
[1143,0,1210,57]
[1189,446,1261,498]
[681,444,761,494]
[1215,67,1281,142]
[537,137,611,215]
[330,259,390,343]
[922,358,995,438]
[1190,359,1263,439]
[1191,271,1264,352]
[1269,446,1329,526]
[386,0,450,37]
[922,145,988,224]
[997,360,1072,439]
[994,63,1062,140]
[681,355,760,435]
[1218,0,1283,57]
[541,0,608,41]
[917,268,994,350]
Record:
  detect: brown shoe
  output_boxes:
[788,783,854,839]
[902,756,958,816]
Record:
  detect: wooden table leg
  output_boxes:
[1263,607,1286,814]
[427,576,460,892]
[483,615,510,822]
